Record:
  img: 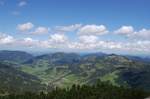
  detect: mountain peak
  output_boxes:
[104,54,132,63]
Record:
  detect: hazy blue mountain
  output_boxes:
[126,55,150,63]
[24,52,81,66]
[0,50,33,63]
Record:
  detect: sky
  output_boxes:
[0,0,150,55]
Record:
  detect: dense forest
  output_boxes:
[0,80,149,99]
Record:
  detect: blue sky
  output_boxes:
[0,0,150,55]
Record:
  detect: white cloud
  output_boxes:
[79,35,99,43]
[114,26,134,35]
[78,25,108,35]
[49,34,68,43]
[115,26,150,40]
[19,37,48,48]
[23,37,34,42]
[0,33,15,44]
[17,22,49,35]
[54,24,82,33]
[18,1,27,7]
[69,40,150,53]
[17,22,34,32]
[133,29,150,40]
[31,27,49,35]
[68,40,122,50]
[1,33,150,53]
[21,37,38,47]
[3,23,150,54]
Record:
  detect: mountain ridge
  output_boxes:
[0,50,150,91]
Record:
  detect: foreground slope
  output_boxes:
[0,81,149,99]
[0,62,46,94]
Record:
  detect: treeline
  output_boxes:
[0,80,149,99]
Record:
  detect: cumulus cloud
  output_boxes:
[78,25,108,35]
[54,24,82,33]
[18,1,27,7]
[24,37,34,42]
[31,27,49,35]
[49,34,68,43]
[17,22,49,35]
[3,23,150,53]
[115,26,150,40]
[19,37,40,48]
[68,40,150,53]
[133,29,150,40]
[68,40,122,50]
[114,26,134,35]
[0,33,15,45]
[1,32,150,53]
[79,35,99,43]
[17,22,34,32]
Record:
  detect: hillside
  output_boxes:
[0,50,149,92]
[19,52,150,91]
[0,62,46,94]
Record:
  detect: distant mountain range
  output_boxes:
[0,50,150,93]
[0,50,33,63]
